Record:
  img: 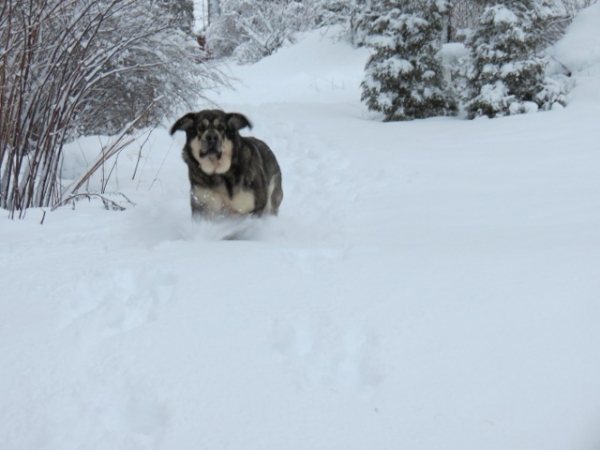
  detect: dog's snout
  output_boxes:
[205,131,219,146]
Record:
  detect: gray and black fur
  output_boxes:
[170,109,283,220]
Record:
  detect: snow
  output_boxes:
[550,1,600,77]
[548,2,600,105]
[489,4,519,25]
[2,19,600,450]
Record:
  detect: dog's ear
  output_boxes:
[226,113,253,131]
[170,113,196,135]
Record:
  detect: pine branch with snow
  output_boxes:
[360,0,456,121]
[462,0,566,118]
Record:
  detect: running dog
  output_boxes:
[170,110,283,221]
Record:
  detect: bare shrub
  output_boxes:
[206,0,319,63]
[0,0,226,218]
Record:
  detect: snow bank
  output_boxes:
[214,26,371,106]
[551,2,600,76]
[549,2,600,104]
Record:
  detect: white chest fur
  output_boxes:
[190,137,233,175]
[192,185,255,215]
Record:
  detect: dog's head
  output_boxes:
[170,110,252,175]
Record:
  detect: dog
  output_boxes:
[170,109,283,221]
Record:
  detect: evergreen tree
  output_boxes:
[360,0,456,122]
[463,0,559,118]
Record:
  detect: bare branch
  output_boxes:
[1,0,228,217]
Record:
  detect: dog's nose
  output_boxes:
[205,132,218,146]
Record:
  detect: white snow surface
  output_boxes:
[549,2,600,105]
[550,1,600,76]
[2,20,600,450]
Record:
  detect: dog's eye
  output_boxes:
[215,123,225,132]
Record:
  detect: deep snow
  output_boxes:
[2,8,600,450]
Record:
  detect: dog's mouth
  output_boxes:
[201,145,221,159]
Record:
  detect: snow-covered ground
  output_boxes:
[2,7,600,450]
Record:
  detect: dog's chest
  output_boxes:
[192,184,255,215]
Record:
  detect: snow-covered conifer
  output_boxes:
[360,0,456,121]
[463,0,561,118]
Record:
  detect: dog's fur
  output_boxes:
[170,109,283,221]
